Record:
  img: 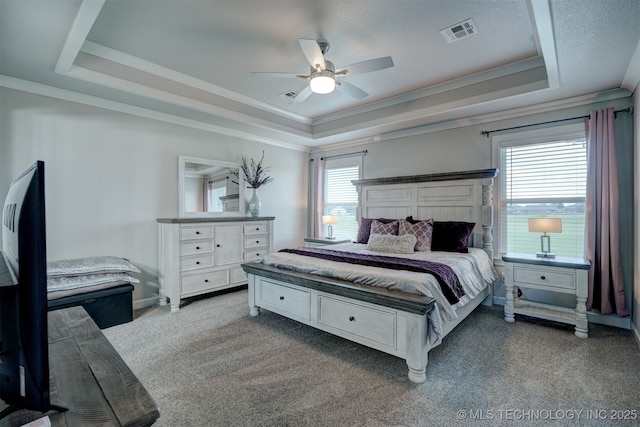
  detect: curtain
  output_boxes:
[584,108,629,317]
[312,156,326,237]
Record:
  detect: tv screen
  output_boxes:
[0,161,64,419]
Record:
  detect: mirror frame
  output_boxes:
[178,155,245,217]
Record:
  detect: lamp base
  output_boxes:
[536,252,556,259]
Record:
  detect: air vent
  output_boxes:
[440,19,477,43]
[280,90,298,102]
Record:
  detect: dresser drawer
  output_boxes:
[244,249,267,261]
[180,225,214,240]
[318,295,396,348]
[180,241,214,256]
[259,280,310,320]
[180,254,214,271]
[513,265,575,290]
[244,223,268,235]
[230,266,247,284]
[181,270,228,295]
[244,236,268,249]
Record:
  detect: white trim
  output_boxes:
[79,41,312,125]
[0,75,309,152]
[621,37,640,93]
[54,0,105,74]
[529,0,560,88]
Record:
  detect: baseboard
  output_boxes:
[133,296,158,310]
[587,311,632,330]
[632,323,640,350]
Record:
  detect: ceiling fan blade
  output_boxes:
[336,56,394,75]
[337,80,368,100]
[299,38,325,70]
[292,85,313,103]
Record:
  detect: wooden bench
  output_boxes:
[2,306,159,426]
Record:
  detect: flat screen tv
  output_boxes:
[0,161,65,419]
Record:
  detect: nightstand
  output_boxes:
[502,253,591,338]
[304,238,351,247]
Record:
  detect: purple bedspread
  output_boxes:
[279,247,465,304]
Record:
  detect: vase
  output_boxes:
[248,188,261,217]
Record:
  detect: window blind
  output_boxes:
[325,165,359,240]
[500,139,587,257]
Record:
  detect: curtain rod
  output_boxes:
[480,107,633,138]
[309,149,368,161]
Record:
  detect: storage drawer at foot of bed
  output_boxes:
[181,270,228,295]
[317,295,396,348]
[258,280,310,321]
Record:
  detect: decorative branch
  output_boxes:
[232,151,274,189]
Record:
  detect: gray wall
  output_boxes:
[0,87,308,308]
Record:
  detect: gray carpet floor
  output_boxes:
[103,288,640,426]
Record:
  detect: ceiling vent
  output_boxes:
[280,90,298,102]
[440,19,477,43]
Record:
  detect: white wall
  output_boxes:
[0,87,308,308]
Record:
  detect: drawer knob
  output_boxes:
[196,261,200,265]
[204,279,209,283]
[279,296,284,301]
[256,253,261,257]
[541,275,546,280]
[217,244,221,247]
[256,240,260,243]
[196,246,200,250]
[349,316,355,322]
[196,231,200,235]
[256,227,259,230]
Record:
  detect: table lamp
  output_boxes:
[528,218,562,258]
[322,215,338,240]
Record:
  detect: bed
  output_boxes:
[242,168,499,383]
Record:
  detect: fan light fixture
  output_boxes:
[310,74,336,94]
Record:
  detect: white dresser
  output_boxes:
[157,217,274,311]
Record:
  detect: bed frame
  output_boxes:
[243,168,498,383]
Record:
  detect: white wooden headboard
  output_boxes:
[352,169,499,260]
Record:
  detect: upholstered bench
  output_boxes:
[46,256,140,329]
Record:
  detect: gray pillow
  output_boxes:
[47,256,141,278]
[367,233,417,254]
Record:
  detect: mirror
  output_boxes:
[178,156,245,217]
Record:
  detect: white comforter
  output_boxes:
[260,243,498,346]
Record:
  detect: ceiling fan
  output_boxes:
[251,38,394,103]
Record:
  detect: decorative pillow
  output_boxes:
[47,272,140,292]
[47,256,141,278]
[399,218,434,252]
[356,218,396,243]
[370,219,399,236]
[431,221,476,253]
[367,233,417,254]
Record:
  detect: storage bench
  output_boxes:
[48,283,134,329]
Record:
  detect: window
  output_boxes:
[324,157,361,240]
[494,124,587,258]
[207,178,227,212]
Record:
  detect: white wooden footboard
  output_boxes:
[243,262,436,383]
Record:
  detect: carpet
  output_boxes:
[103,289,640,426]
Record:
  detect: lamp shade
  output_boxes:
[322,214,338,225]
[528,218,562,233]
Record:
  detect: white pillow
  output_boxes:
[366,233,417,254]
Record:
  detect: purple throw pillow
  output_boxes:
[399,218,434,252]
[406,217,475,253]
[357,217,396,243]
[371,219,399,236]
